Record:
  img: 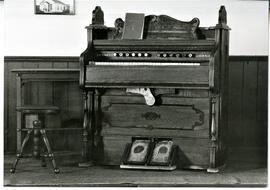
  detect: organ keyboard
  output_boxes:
[94,62,201,66]
[79,6,230,172]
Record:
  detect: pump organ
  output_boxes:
[79,6,230,172]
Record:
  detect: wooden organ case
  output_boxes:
[80,6,230,172]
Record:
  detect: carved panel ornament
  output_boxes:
[113,18,125,39]
[143,15,200,39]
[102,103,205,130]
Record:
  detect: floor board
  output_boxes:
[4,147,267,187]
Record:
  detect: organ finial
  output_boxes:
[92,6,104,25]
[218,5,227,24]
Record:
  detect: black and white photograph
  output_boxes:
[1,0,268,187]
[35,0,75,15]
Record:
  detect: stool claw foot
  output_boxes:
[54,168,60,174]
[10,168,15,173]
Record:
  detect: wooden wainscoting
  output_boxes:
[228,56,268,148]
[4,56,83,153]
[4,56,268,153]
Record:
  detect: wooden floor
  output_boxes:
[4,147,267,187]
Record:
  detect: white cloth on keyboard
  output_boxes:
[126,88,155,106]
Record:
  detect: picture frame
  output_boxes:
[126,139,151,164]
[149,140,174,166]
[121,137,153,165]
[121,137,177,170]
[34,0,75,15]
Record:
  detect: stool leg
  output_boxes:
[10,129,33,173]
[33,120,47,167]
[40,145,47,167]
[33,126,41,159]
[40,155,47,167]
[40,129,59,174]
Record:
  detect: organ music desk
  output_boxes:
[80,6,230,172]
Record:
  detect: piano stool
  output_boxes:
[10,105,60,174]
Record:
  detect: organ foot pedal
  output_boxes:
[120,137,177,171]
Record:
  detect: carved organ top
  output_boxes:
[80,5,230,93]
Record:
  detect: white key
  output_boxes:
[94,62,200,66]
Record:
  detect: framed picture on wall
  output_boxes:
[35,0,75,15]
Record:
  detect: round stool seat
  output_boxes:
[16,105,60,114]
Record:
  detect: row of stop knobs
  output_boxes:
[113,52,151,57]
[157,53,194,58]
[113,52,194,58]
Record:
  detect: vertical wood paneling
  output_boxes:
[22,62,39,105]
[228,58,268,148]
[242,61,258,146]
[52,61,69,119]
[66,61,82,151]
[50,62,70,150]
[4,58,83,152]
[256,61,268,147]
[4,61,9,151]
[6,62,23,152]
[4,56,268,153]
[228,61,243,147]
[36,61,57,151]
[37,62,53,105]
